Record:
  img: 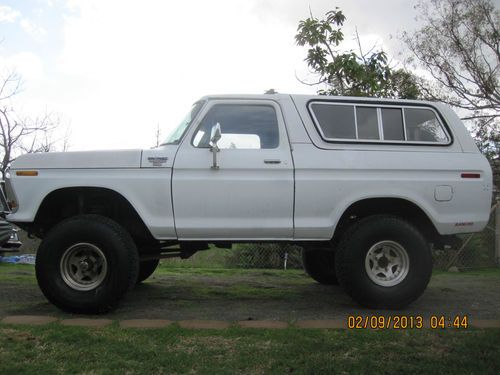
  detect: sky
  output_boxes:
[0,0,448,151]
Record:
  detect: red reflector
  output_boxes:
[461,173,480,179]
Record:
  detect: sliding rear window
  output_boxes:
[309,102,450,145]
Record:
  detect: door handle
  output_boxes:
[264,159,281,164]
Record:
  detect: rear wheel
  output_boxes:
[335,215,432,309]
[137,258,160,283]
[36,215,139,314]
[302,249,338,285]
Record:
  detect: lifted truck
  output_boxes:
[4,94,492,313]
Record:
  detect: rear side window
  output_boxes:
[309,102,449,145]
[404,108,448,143]
[310,104,355,139]
[356,107,379,140]
[381,108,404,141]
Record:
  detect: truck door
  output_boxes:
[172,99,294,239]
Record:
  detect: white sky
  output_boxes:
[0,0,437,151]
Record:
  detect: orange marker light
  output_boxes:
[16,170,38,176]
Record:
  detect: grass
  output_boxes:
[0,324,499,374]
[1,263,500,373]
[3,261,500,284]
[154,265,309,281]
[159,247,235,268]
[0,263,36,284]
[188,283,301,300]
[149,265,309,301]
[430,268,500,277]
[0,262,311,289]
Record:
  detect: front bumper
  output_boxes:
[0,180,21,253]
[0,180,10,218]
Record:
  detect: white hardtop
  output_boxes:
[201,93,447,108]
[200,93,476,152]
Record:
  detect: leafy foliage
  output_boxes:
[295,9,420,99]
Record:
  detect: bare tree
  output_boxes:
[18,113,62,154]
[402,0,499,185]
[61,125,72,152]
[0,70,21,101]
[403,0,499,118]
[0,71,63,178]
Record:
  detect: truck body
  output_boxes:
[4,94,493,313]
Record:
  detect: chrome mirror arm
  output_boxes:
[210,144,220,170]
[209,123,222,170]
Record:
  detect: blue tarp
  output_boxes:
[0,254,36,265]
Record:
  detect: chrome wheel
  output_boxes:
[364,240,409,287]
[60,243,108,291]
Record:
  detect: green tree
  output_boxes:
[402,0,499,185]
[295,8,420,99]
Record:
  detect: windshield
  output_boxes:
[161,100,205,145]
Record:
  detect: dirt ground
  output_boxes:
[1,264,499,321]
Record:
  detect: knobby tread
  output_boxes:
[335,214,432,309]
[302,249,338,285]
[36,214,139,314]
[137,258,160,283]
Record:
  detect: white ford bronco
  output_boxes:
[3,94,492,313]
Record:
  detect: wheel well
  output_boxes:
[332,198,440,244]
[29,187,156,247]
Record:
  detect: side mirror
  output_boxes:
[209,123,222,170]
[210,123,222,147]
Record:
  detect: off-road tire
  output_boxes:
[35,214,139,314]
[335,215,432,309]
[137,258,160,283]
[302,249,338,285]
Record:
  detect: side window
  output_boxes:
[381,108,404,141]
[404,108,448,143]
[309,101,450,144]
[356,107,379,140]
[310,104,355,139]
[192,104,279,149]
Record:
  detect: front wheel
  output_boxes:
[335,215,432,309]
[35,215,139,314]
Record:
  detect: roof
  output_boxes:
[200,93,442,107]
